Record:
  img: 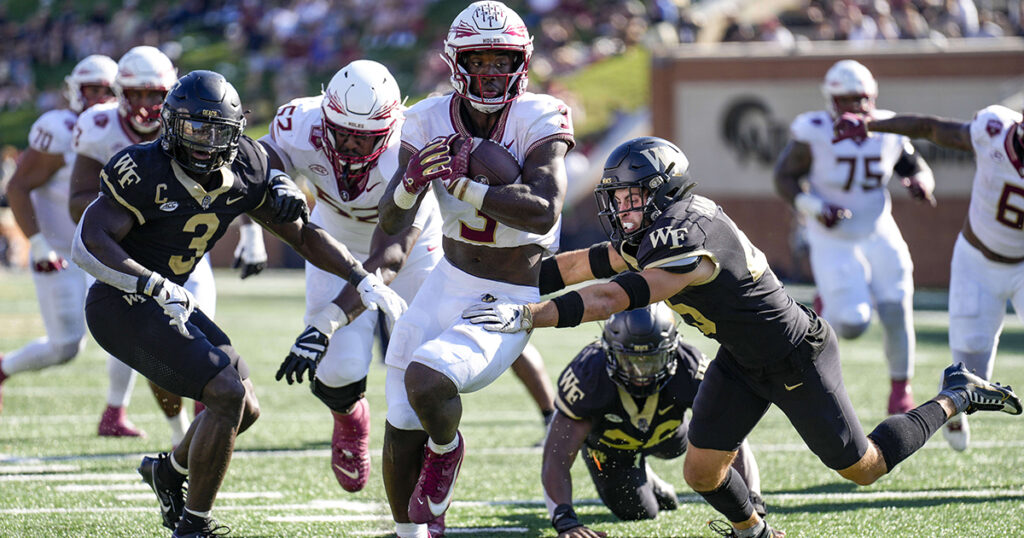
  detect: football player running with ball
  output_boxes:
[0,55,116,417]
[377,2,574,536]
[465,136,1021,538]
[73,71,405,537]
[833,95,1024,452]
[775,60,936,416]
[542,303,766,538]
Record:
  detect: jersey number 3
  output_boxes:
[169,214,220,275]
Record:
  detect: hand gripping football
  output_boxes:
[449,137,521,186]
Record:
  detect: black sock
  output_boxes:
[867,400,947,471]
[696,466,753,523]
[157,457,185,485]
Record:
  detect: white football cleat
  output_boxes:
[942,412,969,452]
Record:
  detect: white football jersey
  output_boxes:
[791,109,914,239]
[261,97,441,256]
[73,101,145,167]
[27,109,79,257]
[401,92,574,252]
[966,105,1024,258]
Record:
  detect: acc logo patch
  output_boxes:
[309,164,329,176]
[160,201,179,212]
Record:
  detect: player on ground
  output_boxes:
[465,136,1021,538]
[69,46,265,445]
[377,2,573,536]
[833,96,1024,451]
[542,303,766,537]
[0,55,116,416]
[775,60,936,415]
[73,70,406,537]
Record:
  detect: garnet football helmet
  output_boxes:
[160,70,245,174]
[602,302,679,398]
[595,136,693,247]
[115,46,177,133]
[822,59,877,117]
[64,55,117,113]
[320,60,402,182]
[442,1,533,114]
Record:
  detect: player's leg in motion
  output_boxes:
[312,321,375,492]
[0,266,89,414]
[944,238,1008,450]
[867,227,918,415]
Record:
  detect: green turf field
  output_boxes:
[1,269,1022,537]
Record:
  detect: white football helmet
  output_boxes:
[442,0,533,114]
[822,59,877,117]
[115,46,178,133]
[321,60,402,180]
[64,55,117,113]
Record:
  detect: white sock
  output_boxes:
[427,432,460,455]
[184,507,211,519]
[106,356,137,407]
[395,522,429,538]
[170,452,189,476]
[168,411,189,447]
[736,520,766,538]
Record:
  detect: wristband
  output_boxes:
[551,504,581,533]
[588,242,617,279]
[347,266,371,288]
[304,302,347,335]
[137,272,165,296]
[552,291,585,328]
[453,177,487,210]
[393,185,419,210]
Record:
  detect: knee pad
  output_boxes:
[835,318,870,339]
[311,376,367,413]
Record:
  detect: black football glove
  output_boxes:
[276,326,329,384]
[268,174,309,223]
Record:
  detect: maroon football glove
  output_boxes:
[902,176,937,207]
[819,203,852,228]
[441,134,474,194]
[832,112,869,143]
[401,136,455,195]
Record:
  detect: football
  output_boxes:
[451,137,521,186]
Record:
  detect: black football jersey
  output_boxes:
[555,340,708,455]
[99,137,269,285]
[620,195,810,369]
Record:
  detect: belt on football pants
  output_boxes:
[962,218,1024,265]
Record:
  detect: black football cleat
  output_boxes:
[137,453,186,530]
[172,517,230,537]
[941,363,1022,415]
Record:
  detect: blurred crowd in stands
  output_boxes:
[3,0,1022,115]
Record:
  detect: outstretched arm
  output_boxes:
[542,411,606,538]
[868,114,973,153]
[539,242,630,294]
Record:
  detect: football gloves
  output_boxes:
[141,273,197,337]
[832,112,869,143]
[268,173,309,223]
[395,135,456,209]
[462,301,534,333]
[902,175,937,207]
[232,222,267,279]
[277,325,329,384]
[441,135,487,208]
[355,269,407,331]
[794,192,851,229]
[29,233,68,273]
